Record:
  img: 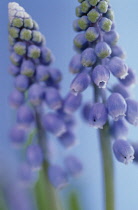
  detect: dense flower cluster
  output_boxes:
[8,2,82,188]
[69,0,138,164]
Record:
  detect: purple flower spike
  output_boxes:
[10,125,27,147]
[108,57,128,79]
[110,119,128,140]
[15,75,29,92]
[73,33,88,50]
[48,67,62,83]
[9,89,24,108]
[63,92,82,114]
[125,99,138,126]
[81,48,96,67]
[89,103,108,129]
[69,54,83,74]
[113,140,134,164]
[27,145,43,170]
[36,65,49,81]
[45,87,62,110]
[64,155,83,177]
[70,72,91,95]
[92,65,110,88]
[28,84,44,106]
[17,104,34,125]
[58,131,77,149]
[119,68,136,87]
[106,93,127,121]
[21,59,35,77]
[95,41,111,59]
[42,113,66,137]
[48,165,68,189]
[112,84,130,99]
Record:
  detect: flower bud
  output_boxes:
[27,145,43,170]
[42,113,66,137]
[110,119,128,140]
[85,27,99,42]
[17,104,34,125]
[108,57,128,79]
[106,93,127,121]
[69,54,83,74]
[81,48,96,67]
[89,103,108,128]
[71,72,91,95]
[119,68,136,87]
[64,155,83,177]
[28,84,44,106]
[21,59,35,77]
[58,131,77,149]
[15,75,29,92]
[63,92,82,114]
[92,65,110,88]
[9,89,24,108]
[125,99,138,126]
[113,140,134,164]
[95,41,111,59]
[45,87,62,110]
[48,165,68,189]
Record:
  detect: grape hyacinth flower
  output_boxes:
[69,1,138,209]
[8,2,82,192]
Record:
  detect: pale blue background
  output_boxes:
[0,0,138,210]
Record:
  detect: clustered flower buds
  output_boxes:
[70,0,137,164]
[8,2,82,188]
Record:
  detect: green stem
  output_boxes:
[69,192,82,210]
[34,108,62,210]
[99,124,115,210]
[94,86,115,210]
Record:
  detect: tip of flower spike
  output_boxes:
[8,2,30,23]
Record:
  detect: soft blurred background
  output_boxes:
[0,0,138,209]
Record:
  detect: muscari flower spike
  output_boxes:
[8,2,82,188]
[70,0,138,164]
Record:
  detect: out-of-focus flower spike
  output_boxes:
[17,104,34,126]
[45,87,62,110]
[58,131,77,149]
[9,89,25,108]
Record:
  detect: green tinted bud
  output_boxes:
[97,1,108,13]
[81,1,91,13]
[106,9,114,21]
[12,17,23,28]
[99,17,112,32]
[87,9,100,23]
[87,0,100,6]
[14,42,26,56]
[24,18,34,29]
[85,27,99,42]
[20,28,32,41]
[76,6,83,17]
[32,31,42,43]
[9,27,20,38]
[78,16,90,30]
